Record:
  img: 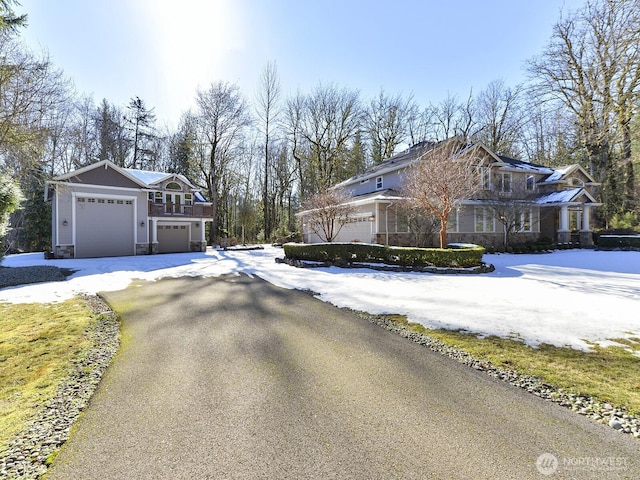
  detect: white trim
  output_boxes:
[49,181,151,194]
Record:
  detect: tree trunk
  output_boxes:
[439,215,447,249]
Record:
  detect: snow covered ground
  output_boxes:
[1,246,639,352]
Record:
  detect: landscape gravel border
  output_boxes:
[0,295,120,480]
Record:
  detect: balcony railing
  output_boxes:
[148,201,213,217]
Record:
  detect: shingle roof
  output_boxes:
[536,188,583,204]
[497,156,554,175]
[335,141,437,187]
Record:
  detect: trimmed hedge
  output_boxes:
[283,242,485,268]
[598,235,640,249]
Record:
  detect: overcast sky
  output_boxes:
[19,0,585,128]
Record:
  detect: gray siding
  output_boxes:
[69,165,141,189]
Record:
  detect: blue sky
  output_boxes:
[19,0,585,128]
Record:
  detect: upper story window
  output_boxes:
[376,176,383,190]
[526,175,536,191]
[498,172,512,193]
[184,193,193,205]
[568,177,584,187]
[480,167,492,190]
[166,181,182,190]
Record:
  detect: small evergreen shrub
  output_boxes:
[597,235,640,249]
[283,242,485,268]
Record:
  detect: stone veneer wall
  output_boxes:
[136,243,151,255]
[190,241,207,252]
[54,245,75,259]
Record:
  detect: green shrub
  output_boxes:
[283,242,485,268]
[597,235,640,249]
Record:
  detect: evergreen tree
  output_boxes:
[126,96,156,169]
[0,0,27,33]
[17,168,50,251]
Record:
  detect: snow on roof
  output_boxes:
[497,156,554,175]
[124,168,209,202]
[536,187,583,204]
[543,166,573,183]
[123,168,169,185]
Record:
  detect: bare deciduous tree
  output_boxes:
[285,83,361,197]
[255,61,281,241]
[401,139,480,248]
[475,80,524,157]
[194,81,252,243]
[301,187,355,242]
[527,0,640,220]
[365,89,416,164]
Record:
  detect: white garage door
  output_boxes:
[337,217,372,242]
[75,197,135,258]
[157,224,189,253]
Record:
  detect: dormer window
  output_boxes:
[499,172,512,193]
[376,176,383,190]
[480,167,491,190]
[568,177,584,187]
[526,175,535,191]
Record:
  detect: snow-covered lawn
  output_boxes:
[1,246,638,352]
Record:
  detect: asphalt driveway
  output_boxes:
[46,275,639,479]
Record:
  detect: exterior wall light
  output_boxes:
[195,223,200,228]
[63,219,68,226]
[140,220,145,227]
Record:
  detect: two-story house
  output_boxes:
[45,160,213,258]
[298,137,600,247]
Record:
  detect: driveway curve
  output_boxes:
[46,275,639,479]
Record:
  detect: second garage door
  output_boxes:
[157,224,189,253]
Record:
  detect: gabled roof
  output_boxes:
[53,160,148,188]
[51,160,208,201]
[123,168,198,190]
[536,187,598,205]
[542,164,596,184]
[497,156,554,175]
[335,141,439,188]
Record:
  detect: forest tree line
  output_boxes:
[1,0,639,253]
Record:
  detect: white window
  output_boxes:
[499,173,512,193]
[475,208,494,233]
[526,175,535,191]
[480,167,492,190]
[376,176,383,190]
[447,210,459,232]
[518,210,533,232]
[184,193,193,206]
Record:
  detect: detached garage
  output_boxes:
[47,160,212,258]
